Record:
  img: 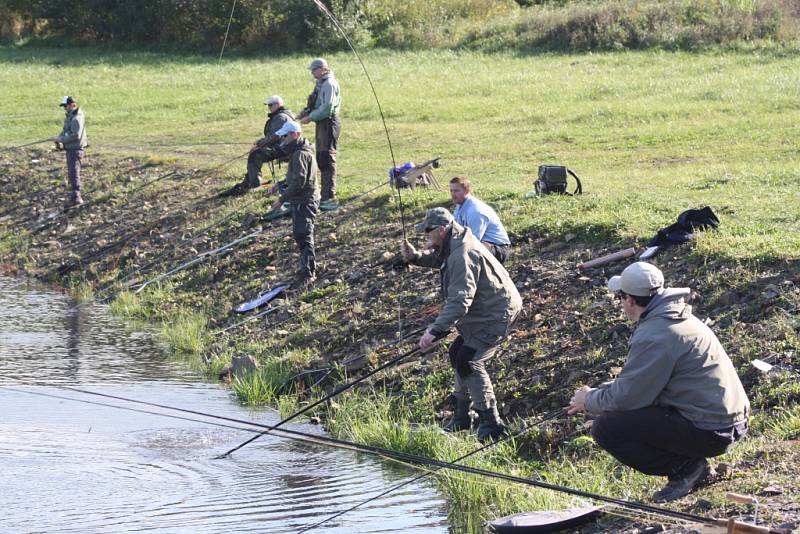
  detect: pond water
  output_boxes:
[0,277,449,533]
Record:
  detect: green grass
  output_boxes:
[2,47,799,260]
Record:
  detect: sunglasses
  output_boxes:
[615,291,629,300]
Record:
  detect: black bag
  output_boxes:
[535,165,583,196]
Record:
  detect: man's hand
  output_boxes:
[568,385,591,415]
[298,116,311,125]
[266,183,280,196]
[400,239,417,261]
[270,197,283,210]
[418,330,438,353]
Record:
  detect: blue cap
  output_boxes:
[275,120,302,137]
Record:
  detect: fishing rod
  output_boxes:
[309,0,406,241]
[0,138,52,153]
[296,407,568,533]
[214,340,431,459]
[218,0,238,61]
[3,380,752,532]
[133,228,263,294]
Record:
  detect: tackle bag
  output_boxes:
[534,165,583,196]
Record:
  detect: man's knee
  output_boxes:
[317,151,336,171]
[448,338,477,379]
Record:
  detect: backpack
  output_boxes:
[534,165,583,196]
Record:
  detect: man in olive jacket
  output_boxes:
[401,207,522,441]
[269,120,319,287]
[569,262,749,502]
[53,96,88,207]
[298,58,341,207]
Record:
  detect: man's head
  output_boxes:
[415,207,453,250]
[608,262,664,321]
[274,120,302,143]
[265,95,284,111]
[59,95,77,111]
[308,58,329,79]
[449,176,472,205]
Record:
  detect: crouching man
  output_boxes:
[568,262,749,502]
[401,207,522,441]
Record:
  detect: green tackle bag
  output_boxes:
[535,165,583,196]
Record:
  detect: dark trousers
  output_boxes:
[246,146,283,188]
[315,115,340,201]
[591,406,743,478]
[291,201,318,278]
[65,149,84,194]
[485,243,510,265]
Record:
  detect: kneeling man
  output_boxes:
[568,262,749,502]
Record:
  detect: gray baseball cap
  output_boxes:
[264,95,283,106]
[308,58,328,71]
[414,207,453,233]
[607,262,664,297]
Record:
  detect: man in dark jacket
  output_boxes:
[53,96,88,207]
[401,207,523,441]
[298,58,341,208]
[268,120,319,287]
[223,95,294,196]
[568,262,750,502]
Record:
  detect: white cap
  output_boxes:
[59,96,75,107]
[264,95,283,106]
[274,120,302,137]
[607,262,664,297]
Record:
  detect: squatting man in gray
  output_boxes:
[568,262,749,502]
[401,207,522,442]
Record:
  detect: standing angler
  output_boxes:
[53,96,88,208]
[568,262,750,502]
[400,207,522,441]
[268,120,319,288]
[222,95,294,197]
[298,58,341,210]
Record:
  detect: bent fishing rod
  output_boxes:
[4,380,745,533]
[0,138,52,153]
[215,339,436,459]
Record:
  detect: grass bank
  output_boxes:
[1,47,798,531]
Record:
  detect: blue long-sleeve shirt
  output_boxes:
[452,195,510,246]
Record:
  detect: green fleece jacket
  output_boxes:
[584,288,750,429]
[278,138,319,204]
[411,223,522,349]
[59,107,88,150]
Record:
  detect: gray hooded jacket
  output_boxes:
[584,288,750,429]
[410,223,522,349]
[60,107,88,150]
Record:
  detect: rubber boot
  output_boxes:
[442,398,472,433]
[476,401,507,442]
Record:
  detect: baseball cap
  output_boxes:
[274,120,302,137]
[59,96,76,107]
[264,95,283,106]
[607,262,664,297]
[414,207,453,233]
[308,58,328,71]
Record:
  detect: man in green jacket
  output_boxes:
[268,120,319,287]
[53,96,88,207]
[568,262,750,502]
[401,207,523,441]
[298,58,341,208]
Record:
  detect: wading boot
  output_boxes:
[442,398,472,433]
[476,401,507,442]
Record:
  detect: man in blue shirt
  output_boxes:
[450,176,511,264]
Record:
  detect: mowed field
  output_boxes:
[1,46,799,260]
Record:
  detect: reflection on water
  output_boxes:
[0,277,449,533]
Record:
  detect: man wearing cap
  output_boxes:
[298,58,341,208]
[222,95,294,197]
[268,120,319,287]
[568,262,749,502]
[450,176,512,264]
[400,207,522,441]
[53,96,88,207]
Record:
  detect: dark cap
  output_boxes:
[59,96,76,107]
[414,207,453,233]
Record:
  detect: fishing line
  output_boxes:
[218,0,238,61]
[2,379,719,529]
[308,0,406,240]
[0,138,52,153]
